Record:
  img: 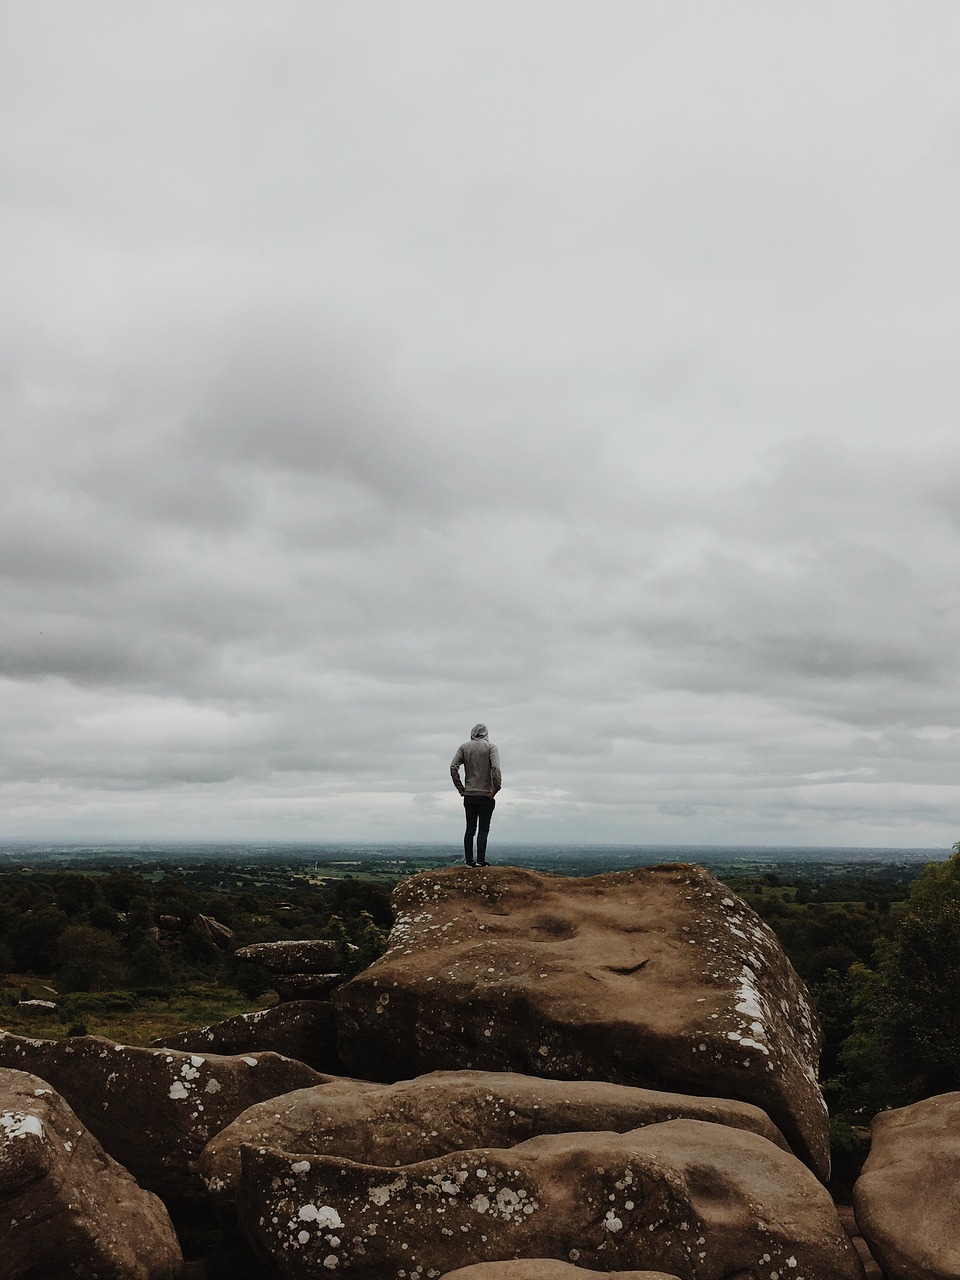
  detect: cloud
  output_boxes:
[2,3,960,846]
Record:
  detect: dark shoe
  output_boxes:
[477,860,487,867]
[465,860,475,867]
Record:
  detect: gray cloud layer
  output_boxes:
[3,3,960,845]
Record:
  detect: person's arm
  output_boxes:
[450,746,465,795]
[489,743,502,796]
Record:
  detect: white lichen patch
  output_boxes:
[0,1111,44,1141]
[369,1176,407,1206]
[298,1204,344,1230]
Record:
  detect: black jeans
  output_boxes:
[463,795,495,863]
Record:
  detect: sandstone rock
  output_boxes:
[854,1090,960,1280]
[334,863,829,1178]
[196,913,234,947]
[0,1066,182,1279]
[0,1029,325,1205]
[271,972,344,1000]
[152,999,345,1073]
[200,1067,789,1214]
[16,999,56,1014]
[235,939,345,972]
[442,1265,680,1280]
[237,1118,860,1280]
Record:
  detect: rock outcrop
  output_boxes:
[442,1266,681,1280]
[200,1067,789,1214]
[0,1067,182,1279]
[854,1090,960,1280]
[237,1118,860,1280]
[0,1030,325,1204]
[152,999,344,1073]
[334,864,829,1177]
[235,939,351,1000]
[442,1266,681,1279]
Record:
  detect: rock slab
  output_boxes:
[152,998,344,1073]
[442,1265,681,1280]
[200,1067,789,1213]
[237,1118,860,1280]
[0,1066,182,1279]
[854,1090,960,1280]
[0,1029,324,1204]
[335,863,829,1177]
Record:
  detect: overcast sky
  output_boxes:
[3,3,960,849]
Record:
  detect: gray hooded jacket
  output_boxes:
[450,724,502,797]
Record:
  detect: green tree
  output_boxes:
[843,844,960,1105]
[54,925,128,993]
[11,905,68,972]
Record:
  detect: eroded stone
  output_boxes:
[854,1090,960,1280]
[334,863,829,1177]
[0,1030,323,1204]
[200,1067,788,1213]
[237,1118,859,1280]
[0,1066,182,1279]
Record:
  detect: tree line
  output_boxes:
[0,866,391,1004]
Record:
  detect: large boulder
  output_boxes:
[0,1067,182,1279]
[442,1266,680,1279]
[0,1029,325,1204]
[334,863,829,1177]
[854,1090,960,1279]
[200,1067,788,1214]
[235,939,344,971]
[235,939,351,1001]
[236,1118,860,1280]
[152,999,345,1073]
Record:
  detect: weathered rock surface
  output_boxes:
[235,939,352,1000]
[0,1029,325,1204]
[854,1090,960,1280]
[237,1118,859,1280]
[334,863,829,1177]
[442,1265,680,1280]
[152,999,345,1073]
[0,1066,182,1279]
[200,1067,789,1213]
[196,913,234,947]
[271,972,343,1000]
[235,939,343,972]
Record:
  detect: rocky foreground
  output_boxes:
[0,862,953,1278]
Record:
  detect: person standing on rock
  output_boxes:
[450,723,501,867]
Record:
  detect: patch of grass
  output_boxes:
[0,980,275,1045]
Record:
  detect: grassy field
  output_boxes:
[1,978,273,1045]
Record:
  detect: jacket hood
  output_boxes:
[470,723,488,740]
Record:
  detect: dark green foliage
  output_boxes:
[10,904,68,972]
[0,864,394,1008]
[54,925,128,993]
[839,848,960,1106]
[128,937,175,992]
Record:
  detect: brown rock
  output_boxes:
[199,1067,789,1214]
[443,1266,680,1280]
[0,1067,182,1279]
[152,999,345,1073]
[0,1029,325,1205]
[334,863,829,1178]
[271,972,344,1000]
[237,1118,860,1280]
[854,1090,960,1280]
[196,913,234,948]
[235,939,344,972]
